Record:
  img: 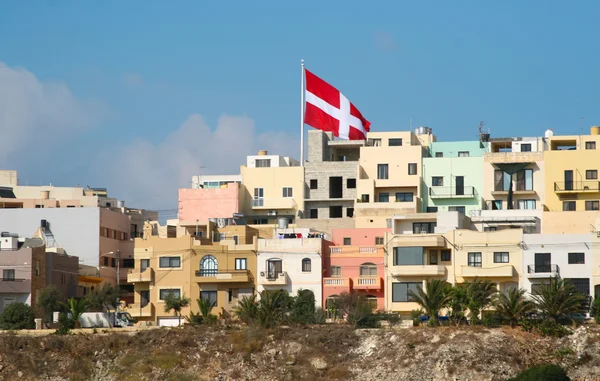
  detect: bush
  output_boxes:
[509,364,570,381]
[0,302,35,330]
[411,309,423,327]
[537,319,571,338]
[591,298,600,324]
[482,313,502,328]
[55,312,75,335]
[291,289,316,324]
[313,308,327,324]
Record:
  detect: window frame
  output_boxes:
[432,176,444,186]
[468,252,482,267]
[2,269,15,281]
[377,164,389,180]
[441,250,451,262]
[563,201,576,211]
[586,141,596,150]
[458,151,470,157]
[282,187,293,198]
[200,290,218,307]
[346,178,356,189]
[375,237,384,245]
[159,256,181,269]
[235,258,247,270]
[255,159,271,168]
[395,192,413,202]
[359,262,378,276]
[343,237,351,245]
[159,288,181,300]
[389,138,403,146]
[391,282,421,303]
[378,193,390,203]
[520,143,532,152]
[301,258,312,272]
[310,179,318,189]
[586,170,598,180]
[585,200,599,211]
[494,252,509,263]
[408,163,417,175]
[330,266,342,277]
[568,253,585,264]
[199,255,218,276]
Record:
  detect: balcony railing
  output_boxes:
[127,268,153,283]
[554,181,600,193]
[353,276,382,290]
[429,186,475,198]
[330,246,383,255]
[527,264,559,278]
[0,278,30,293]
[194,269,253,283]
[258,271,289,285]
[323,277,351,287]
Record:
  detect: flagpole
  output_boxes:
[300,59,305,167]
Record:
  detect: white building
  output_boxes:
[257,228,324,306]
[523,234,593,311]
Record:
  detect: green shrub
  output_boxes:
[184,312,203,326]
[313,308,327,324]
[482,313,502,328]
[411,309,423,326]
[0,302,35,330]
[509,364,569,381]
[55,312,75,335]
[591,298,600,324]
[291,289,316,324]
[537,319,571,338]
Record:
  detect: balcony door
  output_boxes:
[140,290,150,308]
[534,253,551,273]
[455,176,464,196]
[254,188,264,207]
[141,259,150,272]
[564,170,573,191]
[266,259,282,279]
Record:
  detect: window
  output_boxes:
[517,200,536,210]
[458,151,470,157]
[253,188,264,207]
[565,278,590,296]
[359,263,377,276]
[516,169,533,191]
[435,152,443,157]
[441,250,451,262]
[159,289,181,300]
[343,237,351,245]
[310,179,318,189]
[429,250,438,265]
[468,252,482,267]
[484,227,497,232]
[111,258,116,267]
[389,138,402,146]
[378,193,389,202]
[395,192,413,202]
[346,178,356,189]
[408,163,417,175]
[375,237,384,245]
[563,201,576,211]
[255,159,271,167]
[585,201,599,211]
[377,164,389,179]
[586,141,596,150]
[329,206,343,218]
[568,253,585,264]
[282,187,293,197]
[586,170,598,180]
[494,252,509,263]
[123,259,135,268]
[35,260,40,276]
[413,222,436,234]
[199,255,218,276]
[361,194,370,203]
[391,282,421,302]
[494,170,511,191]
[140,259,150,272]
[235,258,247,270]
[232,235,239,245]
[426,207,438,213]
[490,200,502,210]
[346,207,354,217]
[61,274,65,284]
[309,209,318,219]
[448,206,466,214]
[252,218,268,225]
[103,257,109,266]
[432,176,443,186]
[159,256,181,268]
[369,138,381,146]
[302,258,311,272]
[330,266,341,277]
[2,269,15,281]
[520,144,532,152]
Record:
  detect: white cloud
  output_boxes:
[123,72,145,88]
[92,114,300,210]
[374,31,399,52]
[0,61,104,164]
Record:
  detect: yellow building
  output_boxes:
[544,127,600,213]
[356,129,435,228]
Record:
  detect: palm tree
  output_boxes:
[531,278,585,322]
[197,297,217,324]
[448,284,469,326]
[408,279,452,326]
[66,298,89,328]
[234,295,258,325]
[494,287,535,328]
[466,278,497,324]
[257,290,285,328]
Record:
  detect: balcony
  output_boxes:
[390,234,445,248]
[352,276,383,290]
[429,186,475,199]
[484,151,543,163]
[195,269,253,283]
[323,277,351,292]
[0,278,30,293]
[330,246,384,256]
[258,271,289,286]
[252,198,296,210]
[127,268,154,283]
[491,187,536,196]
[389,265,446,277]
[128,303,154,318]
[554,181,600,194]
[461,265,515,278]
[527,264,559,278]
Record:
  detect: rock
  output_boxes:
[17,371,23,378]
[285,355,296,365]
[286,342,303,354]
[0,365,4,371]
[431,335,440,343]
[94,351,99,357]
[311,357,328,370]
[266,348,277,357]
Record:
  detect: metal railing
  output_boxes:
[554,181,600,192]
[429,186,475,197]
[195,269,253,278]
[527,264,559,274]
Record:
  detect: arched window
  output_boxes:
[301,258,311,272]
[200,255,218,276]
[359,262,378,277]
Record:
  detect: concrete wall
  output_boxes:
[46,251,79,299]
[331,228,390,246]
[0,170,18,187]
[178,185,240,223]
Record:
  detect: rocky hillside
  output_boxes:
[0,325,599,381]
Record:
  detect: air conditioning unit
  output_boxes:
[267,210,277,216]
[260,271,265,277]
[420,230,428,234]
[278,272,285,277]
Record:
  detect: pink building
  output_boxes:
[323,228,390,311]
[178,184,240,224]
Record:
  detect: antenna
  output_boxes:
[478,121,489,142]
[409,118,412,131]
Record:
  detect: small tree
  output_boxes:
[494,287,535,328]
[38,285,63,327]
[163,293,191,326]
[448,284,469,326]
[532,278,585,323]
[291,289,316,325]
[591,298,600,324]
[257,290,287,328]
[234,295,259,325]
[65,298,89,328]
[86,283,124,312]
[0,302,35,330]
[332,292,377,328]
[197,297,217,325]
[466,278,497,324]
[408,279,452,326]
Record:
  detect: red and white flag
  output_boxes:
[304,69,370,140]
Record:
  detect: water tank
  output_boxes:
[544,129,554,138]
[40,190,50,200]
[257,150,268,156]
[591,126,600,136]
[117,200,125,208]
[277,217,289,229]
[415,126,432,135]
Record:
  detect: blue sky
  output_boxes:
[1,1,599,213]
